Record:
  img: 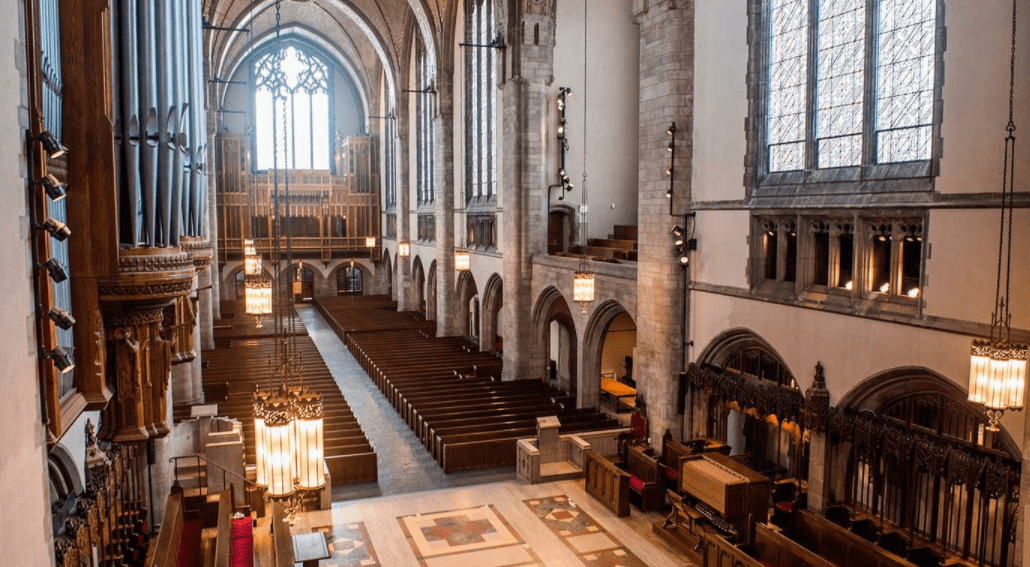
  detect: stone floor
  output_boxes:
[252,479,695,567]
[295,305,516,500]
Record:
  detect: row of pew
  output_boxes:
[173,301,377,485]
[315,296,621,472]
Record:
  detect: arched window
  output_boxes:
[765,0,938,172]
[417,46,435,206]
[254,44,331,171]
[464,0,498,204]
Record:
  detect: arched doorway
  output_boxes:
[381,249,393,298]
[696,329,804,480]
[548,205,575,254]
[286,264,316,301]
[234,269,246,299]
[480,274,503,354]
[582,301,636,413]
[533,287,578,400]
[426,260,437,321]
[455,271,479,342]
[412,257,426,315]
[336,263,364,295]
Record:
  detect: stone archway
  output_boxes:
[455,270,479,341]
[581,300,636,411]
[480,274,503,354]
[412,256,426,315]
[426,260,437,321]
[532,287,579,400]
[331,262,370,295]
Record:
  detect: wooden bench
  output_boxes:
[784,509,924,567]
[213,488,233,567]
[144,493,184,567]
[584,451,630,518]
[621,443,663,512]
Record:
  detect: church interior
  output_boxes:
[4,0,1030,565]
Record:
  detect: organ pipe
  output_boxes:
[112,0,206,246]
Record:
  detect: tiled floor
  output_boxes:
[295,305,515,499]
[253,480,695,567]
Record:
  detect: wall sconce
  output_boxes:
[30,129,68,160]
[46,307,76,330]
[551,87,574,201]
[398,242,410,258]
[38,218,71,241]
[45,346,75,373]
[41,258,69,283]
[36,174,66,202]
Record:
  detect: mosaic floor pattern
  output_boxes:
[311,521,381,567]
[525,496,649,567]
[397,505,540,567]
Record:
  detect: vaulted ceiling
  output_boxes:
[202,0,456,111]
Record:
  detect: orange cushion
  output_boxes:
[629,475,644,492]
[775,501,793,513]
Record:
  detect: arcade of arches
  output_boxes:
[5,0,1030,566]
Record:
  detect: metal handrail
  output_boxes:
[169,454,259,497]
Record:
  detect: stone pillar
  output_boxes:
[435,68,458,337]
[501,4,556,381]
[395,106,414,312]
[804,363,832,514]
[632,0,695,448]
[198,265,214,350]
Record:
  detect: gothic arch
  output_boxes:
[48,444,83,501]
[412,256,427,314]
[581,300,634,410]
[426,260,437,320]
[838,366,1020,458]
[480,274,503,353]
[532,286,579,399]
[381,249,393,298]
[455,270,479,340]
[697,327,797,387]
[330,262,371,295]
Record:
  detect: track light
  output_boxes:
[666,166,672,176]
[667,142,674,152]
[671,225,684,238]
[666,189,673,199]
[42,258,69,283]
[33,130,68,159]
[679,255,690,266]
[45,346,74,373]
[38,218,71,241]
[46,307,76,330]
[36,174,66,201]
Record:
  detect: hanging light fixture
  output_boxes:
[572,256,595,314]
[245,278,272,326]
[252,0,325,512]
[365,236,376,248]
[398,241,410,257]
[967,0,1027,432]
[454,246,470,272]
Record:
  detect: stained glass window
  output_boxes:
[876,0,936,163]
[417,48,435,206]
[254,45,331,171]
[767,0,809,172]
[465,0,497,202]
[817,0,865,168]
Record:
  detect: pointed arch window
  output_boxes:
[465,0,498,204]
[254,45,332,171]
[417,47,436,207]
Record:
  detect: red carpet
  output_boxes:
[231,517,254,567]
[175,519,203,567]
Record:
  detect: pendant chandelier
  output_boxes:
[398,241,411,258]
[365,236,376,248]
[454,247,470,272]
[572,256,595,314]
[243,238,270,326]
[252,0,325,505]
[967,0,1027,432]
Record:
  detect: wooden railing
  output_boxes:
[144,493,184,567]
[213,488,234,567]
[584,451,630,518]
[271,502,295,567]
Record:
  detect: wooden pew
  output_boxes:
[144,493,184,567]
[785,509,923,567]
[584,451,630,517]
[622,443,663,512]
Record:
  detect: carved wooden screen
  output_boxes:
[829,405,1019,566]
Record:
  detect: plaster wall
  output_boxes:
[0,2,53,563]
[552,0,640,241]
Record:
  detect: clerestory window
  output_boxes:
[254,45,331,171]
[417,47,435,207]
[764,0,939,174]
[464,0,498,205]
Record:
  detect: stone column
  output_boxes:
[501,4,556,381]
[395,105,414,312]
[435,67,458,336]
[632,0,695,447]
